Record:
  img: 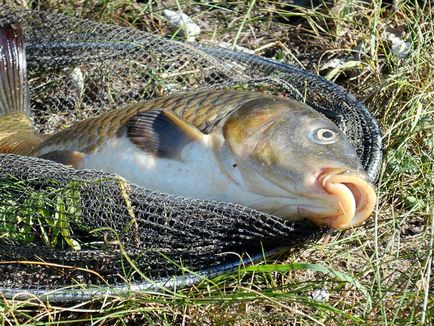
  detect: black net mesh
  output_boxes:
[0,153,322,301]
[0,5,381,301]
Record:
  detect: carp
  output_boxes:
[0,23,376,229]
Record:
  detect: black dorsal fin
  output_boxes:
[0,23,29,116]
[127,109,203,159]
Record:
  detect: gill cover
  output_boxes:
[223,97,289,159]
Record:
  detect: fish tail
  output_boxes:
[0,22,29,117]
[0,23,44,155]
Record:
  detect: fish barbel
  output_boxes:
[0,23,376,229]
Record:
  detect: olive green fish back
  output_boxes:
[34,90,263,154]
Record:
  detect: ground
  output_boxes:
[0,0,433,325]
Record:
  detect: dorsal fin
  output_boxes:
[127,109,203,159]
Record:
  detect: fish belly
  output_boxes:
[79,136,255,203]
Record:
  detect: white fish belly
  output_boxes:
[79,136,253,203]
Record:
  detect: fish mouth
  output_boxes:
[314,169,377,230]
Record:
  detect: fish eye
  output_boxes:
[311,128,339,144]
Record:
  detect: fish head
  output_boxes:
[222,97,376,230]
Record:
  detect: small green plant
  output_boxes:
[0,176,83,250]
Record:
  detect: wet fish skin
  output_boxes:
[0,22,377,230]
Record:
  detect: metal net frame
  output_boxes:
[0,5,381,301]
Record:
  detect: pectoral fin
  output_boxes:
[39,150,85,168]
[127,109,203,159]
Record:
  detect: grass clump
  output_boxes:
[0,176,82,250]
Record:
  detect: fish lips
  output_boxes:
[309,168,377,230]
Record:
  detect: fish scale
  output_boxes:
[31,90,266,155]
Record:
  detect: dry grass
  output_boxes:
[1,0,433,324]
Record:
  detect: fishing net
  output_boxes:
[0,5,381,301]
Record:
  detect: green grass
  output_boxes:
[1,0,433,324]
